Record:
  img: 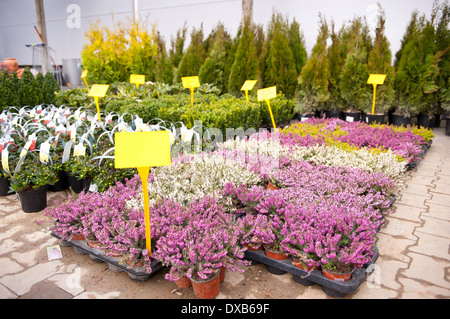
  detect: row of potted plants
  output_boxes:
[42,116,431,297]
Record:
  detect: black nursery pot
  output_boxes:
[67,173,84,193]
[17,185,47,213]
[365,114,386,124]
[446,118,450,136]
[325,110,344,120]
[343,112,362,122]
[0,176,12,196]
[48,170,69,192]
[417,114,434,129]
[391,114,411,127]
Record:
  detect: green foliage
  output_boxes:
[10,156,58,191]
[339,16,372,112]
[298,14,330,112]
[81,18,158,84]
[367,4,395,113]
[176,25,206,82]
[262,12,298,99]
[199,23,233,94]
[228,18,261,96]
[394,10,441,116]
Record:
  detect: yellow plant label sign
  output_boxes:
[257,86,277,101]
[367,74,386,85]
[114,131,171,169]
[88,84,109,97]
[130,74,145,88]
[241,80,257,91]
[114,131,171,254]
[181,76,200,88]
[81,70,88,78]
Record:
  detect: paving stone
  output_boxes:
[398,277,450,298]
[18,280,73,299]
[0,257,24,277]
[428,192,450,207]
[0,260,64,296]
[401,252,450,289]
[402,183,433,197]
[418,215,450,239]
[72,290,121,299]
[0,283,17,299]
[425,203,450,220]
[409,231,450,261]
[395,192,430,209]
[375,233,415,264]
[392,203,424,222]
[47,265,85,296]
[379,217,420,241]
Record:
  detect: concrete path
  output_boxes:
[0,127,449,300]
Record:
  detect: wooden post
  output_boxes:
[35,0,49,73]
[242,0,253,24]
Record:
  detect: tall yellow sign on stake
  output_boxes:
[130,74,145,89]
[181,76,200,105]
[241,80,257,103]
[81,70,89,87]
[257,86,277,129]
[88,84,109,122]
[114,131,172,254]
[367,74,386,115]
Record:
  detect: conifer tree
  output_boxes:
[394,11,441,116]
[298,13,330,112]
[262,12,297,98]
[327,20,345,109]
[228,18,260,96]
[176,25,206,82]
[199,23,232,94]
[367,4,395,113]
[288,18,308,75]
[154,31,174,84]
[339,16,372,112]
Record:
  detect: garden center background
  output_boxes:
[0,0,435,68]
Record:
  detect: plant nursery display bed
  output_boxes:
[244,247,379,298]
[51,232,163,282]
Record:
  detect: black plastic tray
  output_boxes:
[245,246,379,298]
[51,232,163,281]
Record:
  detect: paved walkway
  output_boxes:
[0,127,449,300]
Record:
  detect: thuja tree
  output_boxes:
[367,4,395,114]
[169,23,188,84]
[327,20,345,110]
[339,16,372,113]
[38,72,61,105]
[394,11,440,117]
[297,14,330,113]
[262,12,298,98]
[228,18,260,96]
[433,0,450,114]
[288,18,308,76]
[176,25,206,81]
[199,23,233,94]
[154,31,174,84]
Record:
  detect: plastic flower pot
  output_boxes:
[17,185,47,213]
[365,113,386,124]
[0,176,12,196]
[343,111,362,122]
[48,170,69,192]
[292,256,318,272]
[417,114,434,129]
[175,275,192,288]
[263,244,289,260]
[191,271,220,299]
[67,173,84,193]
[446,118,450,136]
[325,110,344,120]
[245,243,263,251]
[391,114,411,127]
[321,264,355,282]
